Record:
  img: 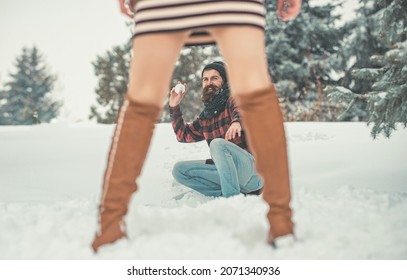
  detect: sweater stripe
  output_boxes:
[132,0,266,46]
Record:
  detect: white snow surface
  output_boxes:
[0,122,406,259]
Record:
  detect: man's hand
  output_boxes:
[277,0,302,21]
[169,82,188,107]
[225,122,242,141]
[118,0,136,18]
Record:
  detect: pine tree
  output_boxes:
[326,0,387,121]
[0,46,60,125]
[0,83,5,105]
[89,43,132,124]
[0,88,5,113]
[264,0,347,121]
[328,0,407,137]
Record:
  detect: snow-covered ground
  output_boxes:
[0,122,406,259]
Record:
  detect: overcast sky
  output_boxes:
[0,0,358,122]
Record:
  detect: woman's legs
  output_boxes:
[92,31,190,252]
[209,26,294,243]
[208,27,272,95]
[128,32,190,106]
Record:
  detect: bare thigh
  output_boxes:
[208,26,272,96]
[127,31,191,106]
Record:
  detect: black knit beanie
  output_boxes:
[201,61,228,84]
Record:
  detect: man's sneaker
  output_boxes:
[244,187,263,196]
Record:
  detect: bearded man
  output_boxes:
[169,61,263,197]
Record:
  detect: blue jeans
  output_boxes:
[172,138,263,197]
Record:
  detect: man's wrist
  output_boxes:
[169,104,181,116]
[169,104,180,109]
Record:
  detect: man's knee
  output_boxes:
[172,161,186,180]
[209,138,226,155]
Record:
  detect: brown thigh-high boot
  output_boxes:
[237,85,294,245]
[91,98,161,252]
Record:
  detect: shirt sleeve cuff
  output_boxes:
[169,104,181,113]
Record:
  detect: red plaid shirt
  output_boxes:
[169,96,250,153]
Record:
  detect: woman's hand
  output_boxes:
[118,0,136,18]
[277,0,302,21]
[169,82,188,107]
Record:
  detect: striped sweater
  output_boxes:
[132,0,266,46]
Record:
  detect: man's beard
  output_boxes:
[201,84,221,103]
